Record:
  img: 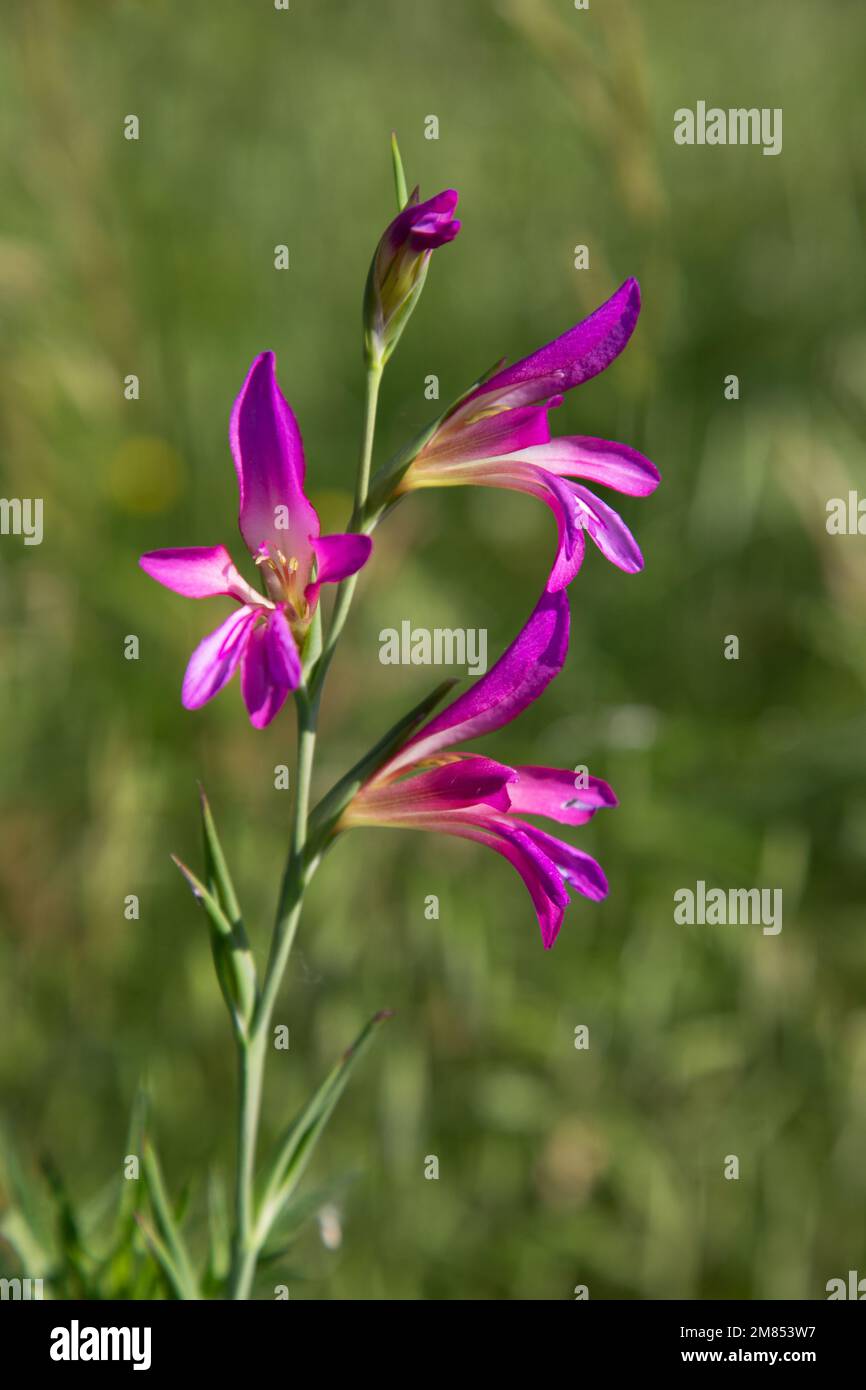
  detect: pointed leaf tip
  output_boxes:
[343,1007,394,1059]
[171,854,203,901]
[197,784,244,931]
[390,131,408,210]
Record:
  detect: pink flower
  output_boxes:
[396,279,659,588]
[341,590,615,948]
[140,353,371,727]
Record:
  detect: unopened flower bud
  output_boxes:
[364,188,460,367]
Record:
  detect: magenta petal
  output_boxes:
[404,455,587,591]
[140,545,262,604]
[422,402,552,464]
[305,532,373,606]
[262,606,302,689]
[354,757,517,819]
[522,824,609,903]
[508,766,617,825]
[182,606,257,711]
[240,629,289,729]
[229,352,319,570]
[495,463,587,591]
[454,460,588,592]
[388,588,569,773]
[570,483,644,573]
[514,436,660,497]
[385,189,461,255]
[452,817,570,948]
[240,610,299,729]
[468,279,641,410]
[545,524,585,592]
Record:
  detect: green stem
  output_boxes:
[227,359,384,1300]
[259,708,317,1027]
[228,698,317,1301]
[310,362,383,701]
[354,362,383,519]
[228,1029,266,1300]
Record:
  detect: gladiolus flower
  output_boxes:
[364,188,460,367]
[340,590,615,948]
[140,352,372,728]
[393,278,659,589]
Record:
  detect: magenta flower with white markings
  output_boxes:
[340,589,615,948]
[393,278,659,588]
[140,352,371,727]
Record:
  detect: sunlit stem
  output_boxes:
[310,361,384,701]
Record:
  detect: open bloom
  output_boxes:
[364,187,460,366]
[340,590,615,948]
[395,278,659,589]
[140,353,371,728]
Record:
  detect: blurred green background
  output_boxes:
[2,0,866,1300]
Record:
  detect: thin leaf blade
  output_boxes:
[255,1010,393,1245]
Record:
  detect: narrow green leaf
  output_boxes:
[172,854,257,1035]
[204,1170,230,1292]
[198,786,244,935]
[115,1084,148,1230]
[39,1154,98,1298]
[141,1139,200,1300]
[133,1213,186,1301]
[197,788,259,1031]
[172,855,233,938]
[308,683,456,849]
[255,1010,393,1246]
[40,1157,89,1267]
[390,130,409,210]
[260,1174,355,1259]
